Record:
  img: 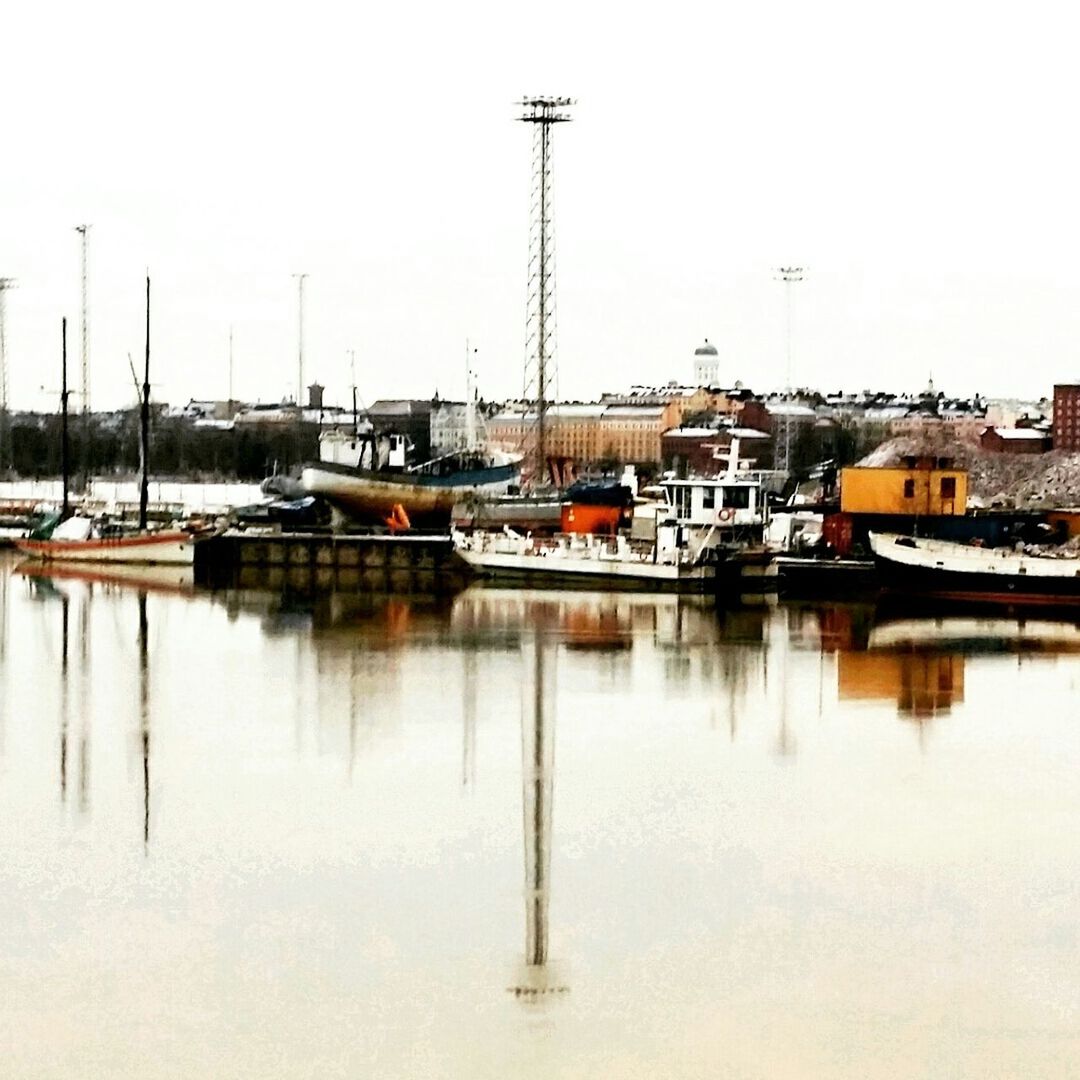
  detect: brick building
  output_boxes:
[1053,384,1080,451]
[979,427,1051,454]
[661,426,771,476]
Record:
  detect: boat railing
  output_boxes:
[459,529,659,561]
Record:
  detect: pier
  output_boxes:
[194,530,470,594]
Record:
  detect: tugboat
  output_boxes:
[454,440,769,592]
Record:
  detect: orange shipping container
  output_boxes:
[562,503,622,535]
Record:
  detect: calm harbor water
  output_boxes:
[0,553,1078,1078]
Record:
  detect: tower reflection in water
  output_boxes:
[512,619,568,1000]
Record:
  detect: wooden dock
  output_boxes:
[194,531,471,594]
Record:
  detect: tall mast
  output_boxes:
[139,276,150,531]
[61,317,70,518]
[349,348,358,435]
[0,277,16,475]
[75,225,91,489]
[518,97,574,487]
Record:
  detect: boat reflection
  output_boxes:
[15,558,195,597]
[839,614,1080,721]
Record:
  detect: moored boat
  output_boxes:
[454,528,718,592]
[16,515,200,565]
[455,457,770,593]
[301,429,521,528]
[870,530,1080,606]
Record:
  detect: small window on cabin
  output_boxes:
[903,479,916,498]
[702,488,715,509]
[940,477,957,498]
[724,486,751,509]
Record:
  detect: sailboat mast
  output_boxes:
[139,276,150,531]
[350,348,358,436]
[61,317,70,519]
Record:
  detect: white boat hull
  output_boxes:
[16,530,197,565]
[870,531,1080,606]
[456,543,714,593]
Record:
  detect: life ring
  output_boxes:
[718,508,735,523]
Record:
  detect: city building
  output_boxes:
[1053,384,1080,451]
[486,402,669,467]
[661,424,771,476]
[979,427,1051,454]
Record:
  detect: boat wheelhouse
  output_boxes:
[660,475,767,535]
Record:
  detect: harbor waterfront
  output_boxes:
[0,553,1078,1077]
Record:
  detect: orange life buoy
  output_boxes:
[718,507,735,523]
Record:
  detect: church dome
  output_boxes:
[694,339,718,356]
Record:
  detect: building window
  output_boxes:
[903,479,915,498]
[940,477,956,498]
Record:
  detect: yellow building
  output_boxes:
[840,460,967,516]
[487,403,668,466]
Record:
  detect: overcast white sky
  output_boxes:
[3,0,1079,412]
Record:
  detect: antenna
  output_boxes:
[75,225,91,487]
[0,277,16,473]
[774,266,805,476]
[228,325,235,407]
[518,96,574,487]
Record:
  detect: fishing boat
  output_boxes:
[17,280,210,567]
[301,425,520,529]
[870,531,1080,606]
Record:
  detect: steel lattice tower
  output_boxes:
[518,97,573,487]
[0,278,16,473]
[774,266,804,476]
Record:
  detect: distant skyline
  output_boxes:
[4,2,1080,413]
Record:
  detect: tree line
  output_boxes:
[6,414,322,481]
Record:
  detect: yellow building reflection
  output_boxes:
[838,650,965,720]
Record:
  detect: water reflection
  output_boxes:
[513,627,565,997]
[2,560,1080,1076]
[60,593,69,801]
[137,592,150,850]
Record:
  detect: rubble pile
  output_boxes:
[855,437,1080,508]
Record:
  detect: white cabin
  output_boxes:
[661,477,767,530]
